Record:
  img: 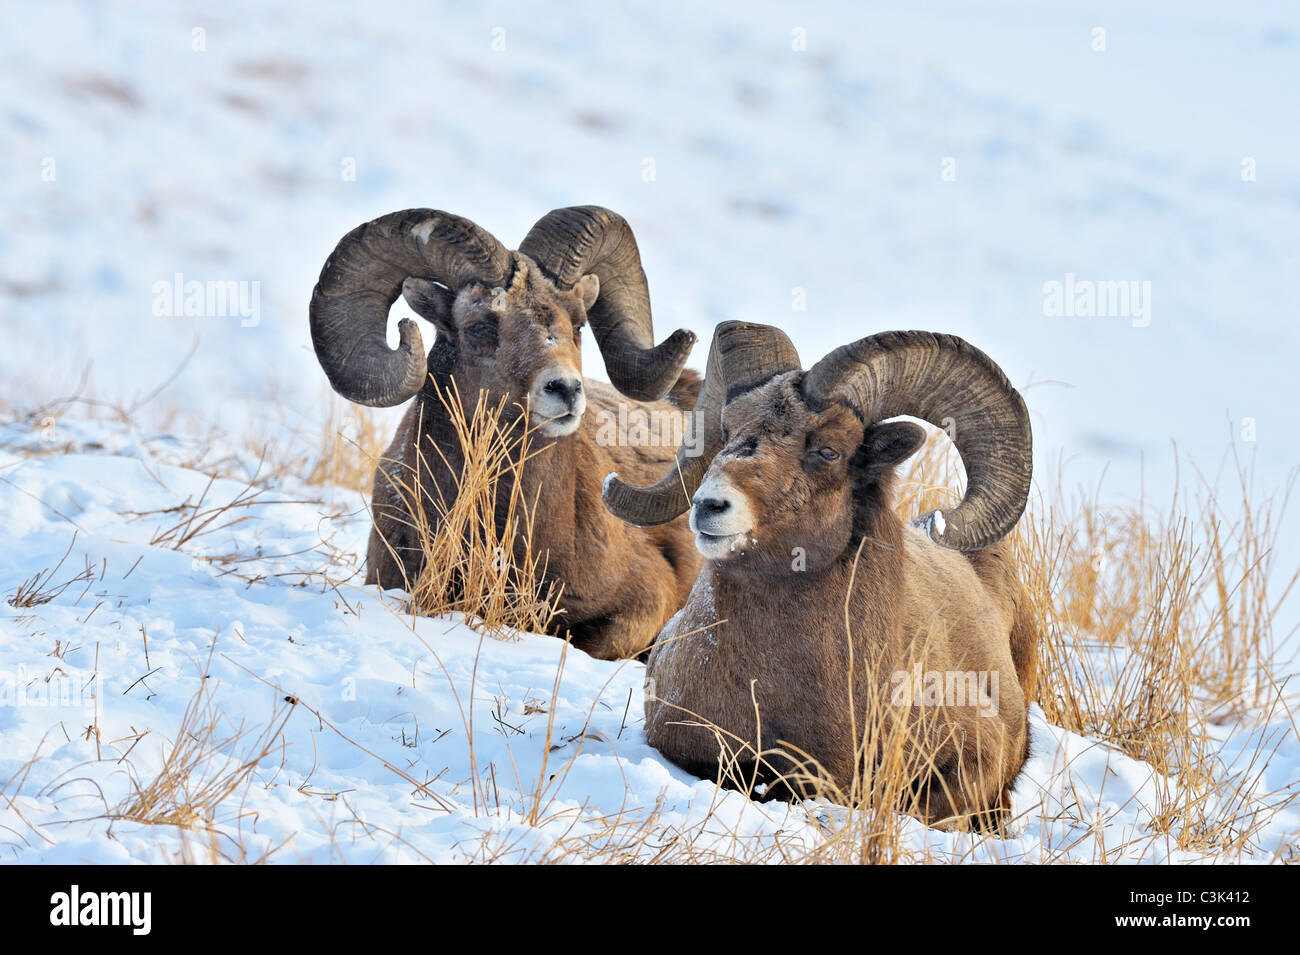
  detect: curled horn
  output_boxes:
[602,321,801,526]
[802,331,1032,551]
[310,209,513,407]
[519,206,696,401]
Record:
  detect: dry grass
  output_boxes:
[897,425,1296,737]
[123,466,314,551]
[291,401,391,495]
[6,532,95,609]
[109,643,295,862]
[371,380,564,639]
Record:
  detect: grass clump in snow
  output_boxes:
[366,380,564,641]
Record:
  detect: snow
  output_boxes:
[1,0,1298,862]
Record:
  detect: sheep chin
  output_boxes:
[694,530,752,561]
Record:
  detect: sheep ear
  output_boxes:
[857,421,926,473]
[402,278,457,338]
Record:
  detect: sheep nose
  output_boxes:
[543,376,583,410]
[693,496,731,518]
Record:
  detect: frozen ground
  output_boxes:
[1,1,1298,861]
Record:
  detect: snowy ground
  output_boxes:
[1,422,1296,863]
[1,2,1298,862]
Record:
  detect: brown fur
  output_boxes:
[365,259,701,660]
[645,373,1039,827]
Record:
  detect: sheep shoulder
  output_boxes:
[897,527,1021,679]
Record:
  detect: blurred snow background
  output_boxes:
[4,0,1297,496]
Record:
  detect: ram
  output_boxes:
[604,321,1039,826]
[310,207,702,659]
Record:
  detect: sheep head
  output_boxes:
[604,321,1033,559]
[309,207,696,425]
[689,372,928,573]
[401,259,596,436]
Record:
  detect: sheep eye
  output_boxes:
[817,446,840,461]
[735,437,758,457]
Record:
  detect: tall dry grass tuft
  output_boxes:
[897,426,1295,740]
[113,649,293,855]
[1190,443,1298,720]
[374,380,564,640]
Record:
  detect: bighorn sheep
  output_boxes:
[310,207,703,659]
[604,321,1039,827]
